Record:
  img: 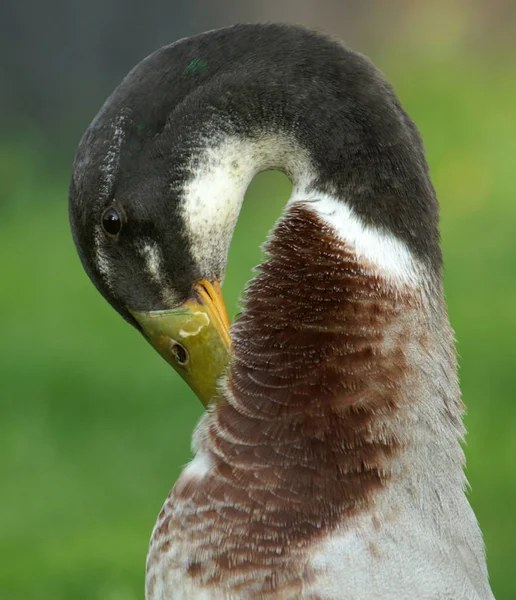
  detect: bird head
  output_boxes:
[68,73,233,406]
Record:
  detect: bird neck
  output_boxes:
[182,130,466,486]
[172,196,470,595]
[179,120,464,514]
[159,137,479,597]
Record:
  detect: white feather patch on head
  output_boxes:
[136,239,184,307]
[180,133,312,279]
[289,191,423,288]
[138,240,165,284]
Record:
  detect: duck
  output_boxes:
[68,23,494,600]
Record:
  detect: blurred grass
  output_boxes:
[1,54,515,599]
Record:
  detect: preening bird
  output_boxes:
[69,23,494,600]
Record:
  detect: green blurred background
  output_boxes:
[1,1,515,598]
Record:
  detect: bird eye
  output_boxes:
[169,341,189,366]
[102,207,122,236]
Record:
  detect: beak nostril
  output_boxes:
[169,341,189,366]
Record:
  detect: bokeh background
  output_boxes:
[1,1,515,598]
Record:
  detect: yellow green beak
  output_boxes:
[129,280,231,407]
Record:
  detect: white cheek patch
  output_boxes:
[139,241,165,284]
[136,240,183,307]
[289,192,422,288]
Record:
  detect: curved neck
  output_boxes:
[179,130,426,292]
[171,45,442,279]
[179,129,465,515]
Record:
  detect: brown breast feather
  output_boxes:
[148,203,424,598]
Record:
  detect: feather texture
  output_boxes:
[146,203,492,599]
